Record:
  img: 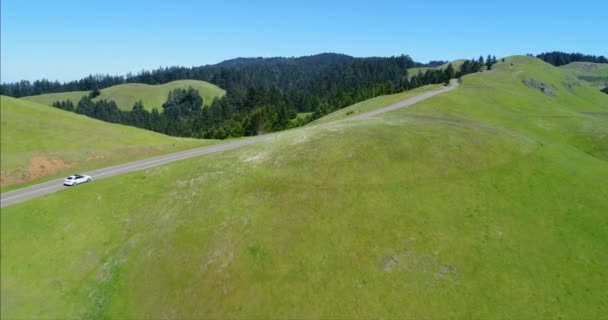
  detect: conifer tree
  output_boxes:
[444,63,455,83]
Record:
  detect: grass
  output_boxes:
[295,112,314,120]
[2,56,608,319]
[288,112,314,125]
[560,61,608,90]
[0,96,216,191]
[312,84,443,125]
[20,80,226,111]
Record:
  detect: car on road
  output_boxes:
[64,174,92,186]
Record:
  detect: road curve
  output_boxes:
[0,81,458,208]
[347,80,458,120]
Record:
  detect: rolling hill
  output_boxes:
[0,96,215,190]
[216,52,356,68]
[560,61,608,90]
[312,83,444,125]
[2,56,608,318]
[20,80,226,111]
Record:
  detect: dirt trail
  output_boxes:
[1,81,458,208]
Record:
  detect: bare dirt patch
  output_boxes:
[1,155,75,187]
[522,78,555,97]
[28,155,72,179]
[0,171,21,187]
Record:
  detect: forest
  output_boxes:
[47,55,496,139]
[1,53,431,97]
[535,51,607,66]
[3,52,606,98]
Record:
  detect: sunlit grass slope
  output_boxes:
[0,96,214,190]
[21,80,226,111]
[312,84,443,125]
[2,56,608,319]
[560,61,608,90]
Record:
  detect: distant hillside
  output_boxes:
[20,80,225,111]
[407,59,467,78]
[3,56,607,319]
[16,55,447,141]
[0,96,213,190]
[1,53,435,97]
[312,83,444,124]
[536,51,607,66]
[560,62,608,90]
[216,53,356,68]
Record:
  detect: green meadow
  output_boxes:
[560,61,608,90]
[312,84,443,125]
[0,96,215,191]
[20,79,226,111]
[2,56,607,318]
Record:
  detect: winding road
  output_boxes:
[0,81,458,208]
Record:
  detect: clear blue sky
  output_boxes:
[2,0,606,83]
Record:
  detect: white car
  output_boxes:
[64,174,92,186]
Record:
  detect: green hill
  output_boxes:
[20,80,226,111]
[2,56,608,318]
[312,83,444,125]
[0,96,214,190]
[560,61,608,90]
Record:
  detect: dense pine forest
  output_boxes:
[4,53,498,138]
[2,52,605,97]
[2,53,503,139]
[1,53,432,97]
[535,51,607,66]
[44,55,495,139]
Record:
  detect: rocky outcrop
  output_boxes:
[522,78,556,97]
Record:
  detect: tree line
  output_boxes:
[535,51,608,66]
[2,75,125,98]
[53,87,299,139]
[4,51,606,98]
[49,55,497,139]
[2,53,422,97]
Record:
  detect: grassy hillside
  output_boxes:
[2,56,608,319]
[0,96,215,190]
[312,84,443,125]
[20,80,226,111]
[560,61,608,90]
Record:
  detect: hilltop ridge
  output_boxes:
[20,80,225,111]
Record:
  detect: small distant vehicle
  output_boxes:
[64,174,92,186]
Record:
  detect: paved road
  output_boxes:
[0,81,458,208]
